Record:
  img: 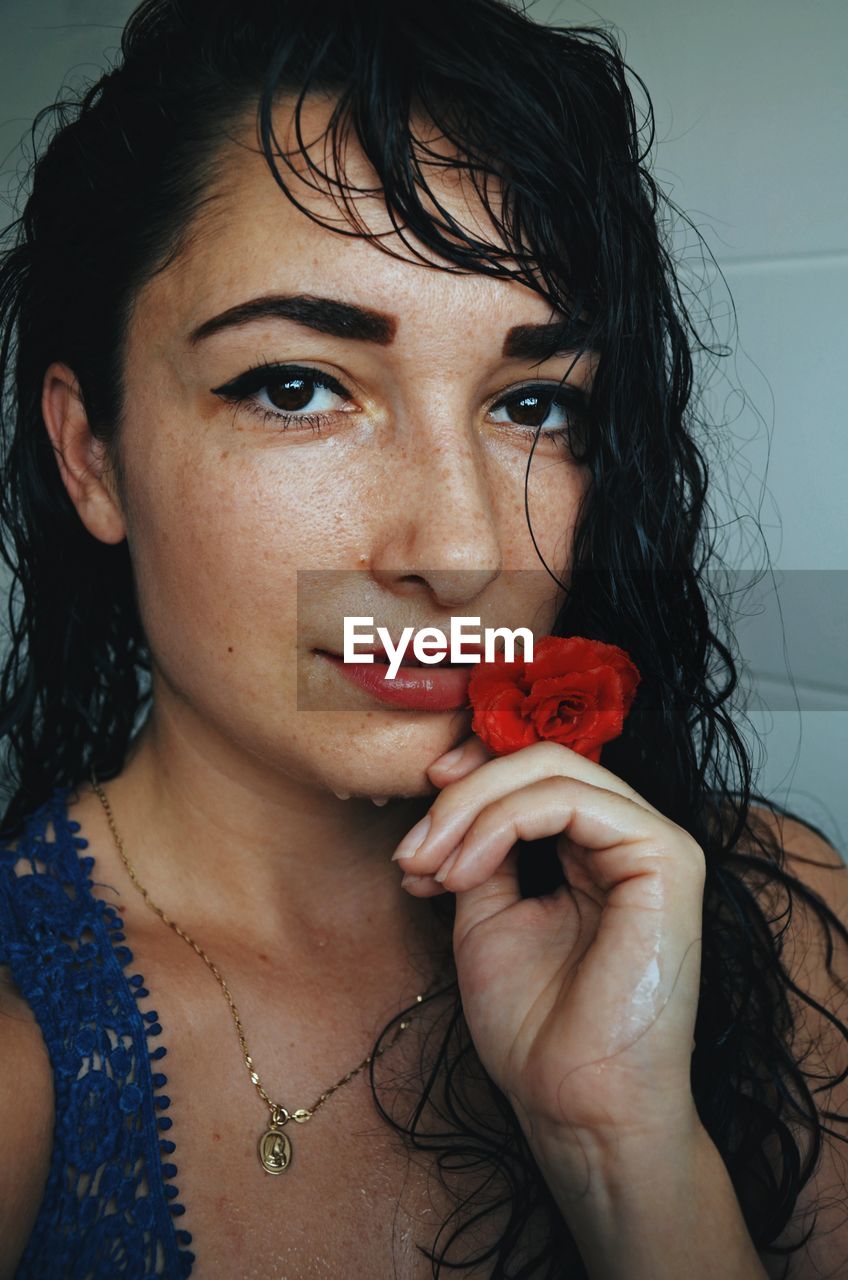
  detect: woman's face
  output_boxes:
[69,98,594,802]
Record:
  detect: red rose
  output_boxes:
[466,635,640,762]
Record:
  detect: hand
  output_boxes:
[392,736,707,1166]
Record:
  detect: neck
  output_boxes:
[85,703,450,974]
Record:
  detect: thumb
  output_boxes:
[427,735,496,787]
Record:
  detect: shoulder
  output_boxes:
[745,802,846,875]
[739,804,848,1280]
[742,804,848,1007]
[0,841,56,1279]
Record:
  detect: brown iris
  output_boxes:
[501,390,555,427]
[266,375,315,412]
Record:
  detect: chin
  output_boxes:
[305,707,470,800]
[318,755,437,804]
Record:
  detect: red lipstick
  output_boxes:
[317,645,484,711]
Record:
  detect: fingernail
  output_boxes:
[433,746,464,771]
[392,813,432,862]
[433,843,463,883]
[400,872,425,888]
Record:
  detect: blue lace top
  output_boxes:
[0,784,196,1278]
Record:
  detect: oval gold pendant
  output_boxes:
[258,1126,292,1174]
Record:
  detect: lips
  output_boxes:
[325,640,490,668]
[316,648,480,711]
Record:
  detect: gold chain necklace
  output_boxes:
[89,769,449,1175]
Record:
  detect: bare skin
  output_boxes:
[4,94,593,1275]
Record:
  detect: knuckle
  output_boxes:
[661,831,706,880]
[537,740,577,768]
[470,794,513,836]
[670,826,705,865]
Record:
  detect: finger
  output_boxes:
[451,842,523,932]
[392,740,661,877]
[398,872,449,897]
[450,849,603,951]
[435,776,698,900]
[426,735,495,785]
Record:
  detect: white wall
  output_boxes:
[1,0,845,848]
[532,0,848,850]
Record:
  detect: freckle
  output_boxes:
[228,646,234,653]
[258,952,268,962]
[221,450,229,460]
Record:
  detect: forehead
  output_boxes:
[218,92,509,255]
[137,94,564,337]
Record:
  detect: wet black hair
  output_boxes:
[1,1,846,1276]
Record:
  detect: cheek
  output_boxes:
[122,443,365,687]
[114,437,473,793]
[497,446,589,570]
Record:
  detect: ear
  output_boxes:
[41,361,127,545]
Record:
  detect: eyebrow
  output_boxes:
[186,290,594,361]
[502,319,595,362]
[186,293,398,347]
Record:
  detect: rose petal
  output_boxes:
[466,634,641,758]
[470,685,537,755]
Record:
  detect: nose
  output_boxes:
[369,422,503,609]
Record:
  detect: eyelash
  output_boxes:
[211,361,350,433]
[211,359,588,445]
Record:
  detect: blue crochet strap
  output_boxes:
[0,784,196,1277]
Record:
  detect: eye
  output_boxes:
[211,362,354,431]
[488,382,588,443]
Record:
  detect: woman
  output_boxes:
[0,1,845,1277]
